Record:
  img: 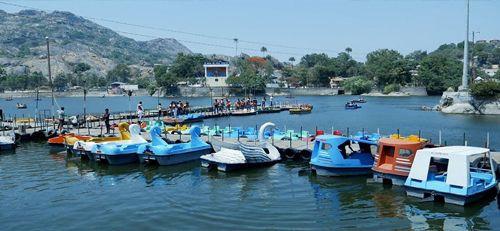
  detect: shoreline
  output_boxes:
[0,86,429,99]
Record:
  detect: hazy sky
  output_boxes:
[1,0,499,62]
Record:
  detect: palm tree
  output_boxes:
[289,57,295,68]
[233,38,239,57]
[260,46,267,57]
[345,47,352,54]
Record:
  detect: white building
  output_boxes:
[204,61,229,87]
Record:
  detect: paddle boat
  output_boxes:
[231,109,257,116]
[47,133,92,148]
[5,97,13,101]
[0,135,16,151]
[344,103,361,109]
[310,136,378,176]
[16,103,27,109]
[371,138,442,185]
[92,124,148,164]
[137,125,211,165]
[256,107,281,114]
[201,122,281,172]
[353,131,383,142]
[71,122,132,159]
[164,113,204,125]
[404,146,498,206]
[289,107,312,114]
[141,120,173,133]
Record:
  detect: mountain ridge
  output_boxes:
[0,9,193,78]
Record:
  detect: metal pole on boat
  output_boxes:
[463,133,466,146]
[487,132,489,148]
[439,130,442,144]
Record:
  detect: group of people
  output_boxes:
[212,96,274,114]
[165,101,190,117]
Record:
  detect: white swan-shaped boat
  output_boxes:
[200,122,281,172]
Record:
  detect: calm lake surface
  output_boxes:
[1,95,500,230]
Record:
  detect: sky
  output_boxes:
[1,0,499,62]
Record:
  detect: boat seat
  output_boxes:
[429,165,438,174]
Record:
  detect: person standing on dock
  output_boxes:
[137,101,144,122]
[270,95,273,107]
[57,107,65,133]
[157,103,163,117]
[262,97,266,109]
[103,108,110,134]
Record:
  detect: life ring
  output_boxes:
[4,125,12,131]
[45,128,57,138]
[14,132,21,142]
[472,156,498,173]
[171,131,181,135]
[118,122,129,132]
[284,148,297,159]
[299,149,312,161]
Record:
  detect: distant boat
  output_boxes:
[34,98,42,101]
[289,107,312,114]
[285,93,295,99]
[5,97,13,101]
[16,103,27,109]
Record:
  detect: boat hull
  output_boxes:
[372,171,407,186]
[0,143,16,150]
[139,147,211,165]
[405,184,498,206]
[95,153,139,165]
[311,165,372,177]
[201,159,280,172]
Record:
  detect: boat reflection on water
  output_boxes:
[371,184,407,219]
[403,188,498,230]
[306,174,412,230]
[65,156,203,185]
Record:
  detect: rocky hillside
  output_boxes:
[0,9,192,78]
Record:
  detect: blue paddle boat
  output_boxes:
[201,122,282,172]
[137,125,211,165]
[92,124,148,164]
[310,136,378,176]
[404,146,498,206]
[345,104,362,109]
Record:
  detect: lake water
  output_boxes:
[1,95,500,230]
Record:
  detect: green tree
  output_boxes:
[469,81,500,99]
[343,76,374,95]
[416,56,462,95]
[106,63,131,83]
[288,57,295,67]
[170,53,210,81]
[53,73,70,88]
[73,62,91,74]
[345,47,352,54]
[364,49,410,87]
[154,65,178,93]
[260,47,267,57]
[226,69,266,92]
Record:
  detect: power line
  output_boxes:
[0,1,368,59]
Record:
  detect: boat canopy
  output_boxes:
[408,146,491,187]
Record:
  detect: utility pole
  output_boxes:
[46,37,55,125]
